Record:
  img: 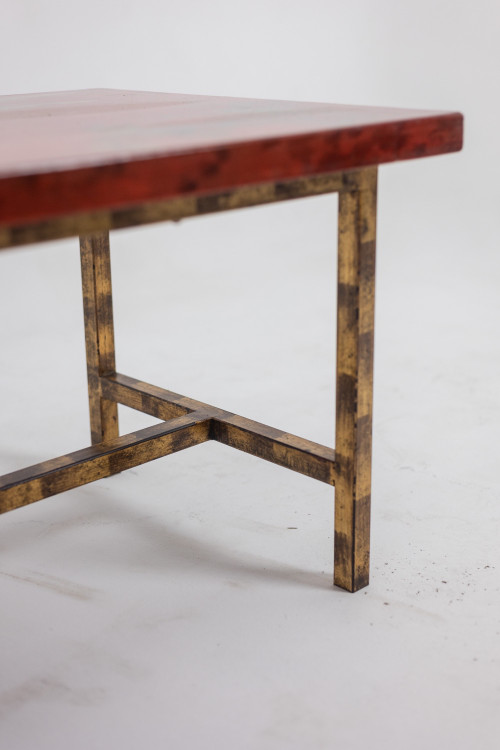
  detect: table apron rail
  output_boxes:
[0,168,377,251]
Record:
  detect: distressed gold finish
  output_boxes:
[80,232,119,444]
[0,413,211,513]
[334,167,377,591]
[0,169,373,251]
[0,168,378,593]
[100,373,337,486]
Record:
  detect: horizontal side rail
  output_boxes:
[0,412,211,514]
[212,415,336,486]
[102,373,337,486]
[101,373,209,417]
[0,373,336,512]
[0,169,373,250]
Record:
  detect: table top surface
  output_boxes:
[0,89,463,227]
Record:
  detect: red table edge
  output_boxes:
[0,111,463,228]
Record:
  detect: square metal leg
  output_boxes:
[80,231,119,444]
[334,168,377,591]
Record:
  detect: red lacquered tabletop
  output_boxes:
[0,89,462,227]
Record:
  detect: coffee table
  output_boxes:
[0,89,463,591]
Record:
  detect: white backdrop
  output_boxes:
[1,2,500,749]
